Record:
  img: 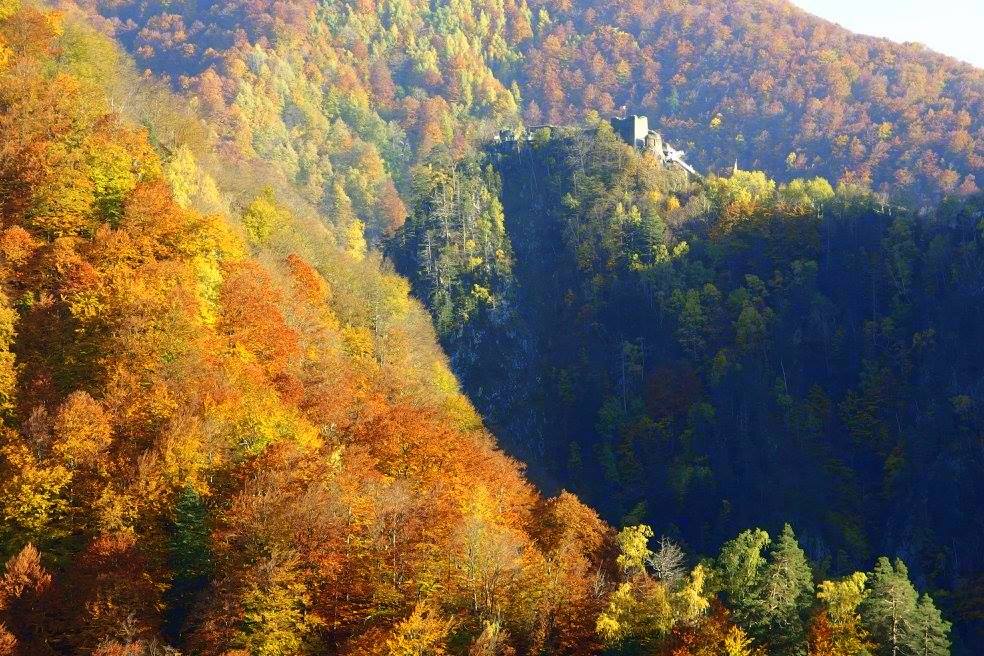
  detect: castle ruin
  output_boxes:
[495,115,699,178]
[610,114,699,177]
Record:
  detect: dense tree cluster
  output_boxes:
[70,0,532,243]
[0,5,614,652]
[392,124,983,651]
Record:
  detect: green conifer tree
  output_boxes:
[166,487,212,637]
[716,528,770,629]
[862,558,919,656]
[907,594,950,656]
[755,524,815,656]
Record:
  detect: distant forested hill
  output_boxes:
[517,0,984,203]
[71,0,984,213]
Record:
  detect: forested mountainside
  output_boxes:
[0,3,954,655]
[389,123,984,651]
[68,0,983,216]
[0,4,595,653]
[0,0,971,654]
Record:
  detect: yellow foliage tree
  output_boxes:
[52,391,112,469]
[384,602,454,656]
[241,187,291,247]
[615,524,653,576]
[671,564,711,624]
[596,579,674,648]
[0,441,72,547]
[237,555,323,656]
[0,292,16,416]
[724,625,756,656]
[816,572,873,656]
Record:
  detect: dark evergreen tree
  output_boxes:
[166,487,212,638]
[908,594,951,656]
[715,528,770,632]
[755,524,815,656]
[862,558,919,656]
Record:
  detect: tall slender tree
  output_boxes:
[862,558,919,656]
[907,594,950,656]
[756,524,815,656]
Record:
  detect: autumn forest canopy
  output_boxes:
[0,0,981,654]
